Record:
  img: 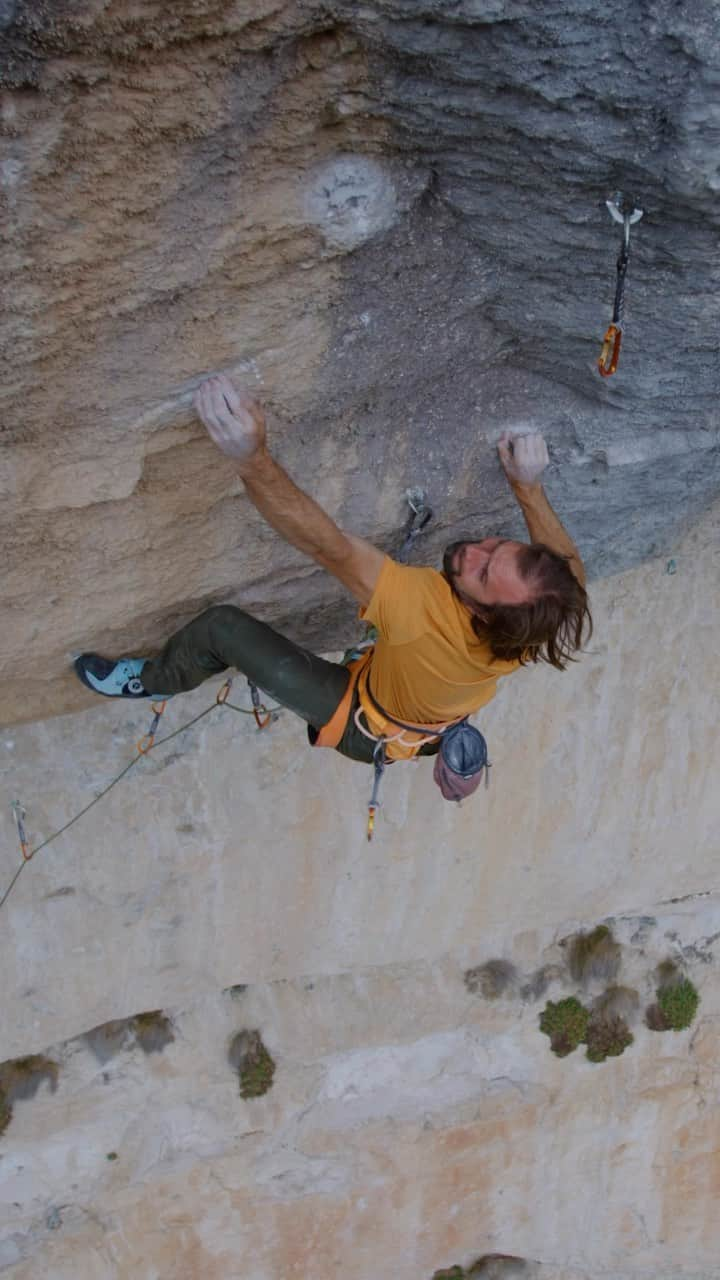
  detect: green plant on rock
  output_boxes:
[585,1013,634,1063]
[657,978,699,1031]
[131,1011,175,1054]
[539,997,590,1057]
[567,924,621,986]
[0,1090,11,1137]
[433,1257,532,1279]
[464,960,517,999]
[645,1002,669,1031]
[228,1030,276,1099]
[0,1054,59,1103]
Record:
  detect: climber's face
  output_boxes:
[443,538,533,608]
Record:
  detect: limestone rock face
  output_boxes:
[1,0,719,724]
[0,503,717,1279]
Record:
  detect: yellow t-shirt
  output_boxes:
[359,557,520,753]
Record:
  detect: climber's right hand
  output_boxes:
[194,373,267,466]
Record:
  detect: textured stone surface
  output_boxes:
[0,505,718,1277]
[1,0,719,724]
[2,4,720,1276]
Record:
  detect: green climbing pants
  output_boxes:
[140,604,378,764]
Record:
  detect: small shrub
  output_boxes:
[131,1011,175,1055]
[0,1055,59,1103]
[585,1013,634,1063]
[464,960,517,999]
[83,1019,132,1063]
[593,985,640,1025]
[567,925,621,986]
[657,978,699,1031]
[520,964,564,1002]
[645,1002,670,1032]
[0,1091,12,1137]
[655,959,682,990]
[228,1030,275,1099]
[433,1256,533,1279]
[539,997,590,1056]
[84,1012,174,1061]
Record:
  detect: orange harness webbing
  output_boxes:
[312,651,372,749]
[313,647,456,761]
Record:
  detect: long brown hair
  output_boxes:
[451,542,592,670]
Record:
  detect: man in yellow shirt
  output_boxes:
[76,374,591,781]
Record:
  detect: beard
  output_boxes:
[442,540,466,585]
[442,540,491,626]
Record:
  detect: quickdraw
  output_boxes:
[218,675,271,728]
[367,739,387,841]
[598,194,643,377]
[137,700,168,755]
[11,801,31,861]
[398,487,433,561]
[248,679,272,730]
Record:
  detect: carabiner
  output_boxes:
[248,680,271,730]
[216,677,233,705]
[137,700,167,754]
[598,323,623,377]
[366,739,387,841]
[11,800,31,861]
[398,487,433,563]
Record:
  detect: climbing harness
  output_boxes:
[1,687,283,914]
[598,194,643,377]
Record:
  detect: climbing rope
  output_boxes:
[1,679,281,914]
[597,194,643,377]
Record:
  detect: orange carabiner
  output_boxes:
[598,323,622,377]
[137,700,167,754]
[12,801,31,861]
[216,678,232,705]
[367,805,377,842]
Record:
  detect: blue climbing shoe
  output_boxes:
[74,654,156,699]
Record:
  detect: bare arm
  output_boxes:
[498,432,586,586]
[194,375,385,606]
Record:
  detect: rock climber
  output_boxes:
[75,374,591,799]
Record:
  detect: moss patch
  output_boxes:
[0,1092,12,1137]
[131,1011,175,1054]
[228,1030,275,1099]
[0,1054,59,1103]
[592,985,640,1025]
[83,1011,174,1061]
[585,1013,633,1063]
[645,1001,670,1031]
[0,1054,60,1137]
[464,960,517,999]
[520,964,564,1002]
[567,925,621,986]
[655,959,682,990]
[433,1258,532,1279]
[657,978,699,1030]
[539,996,590,1056]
